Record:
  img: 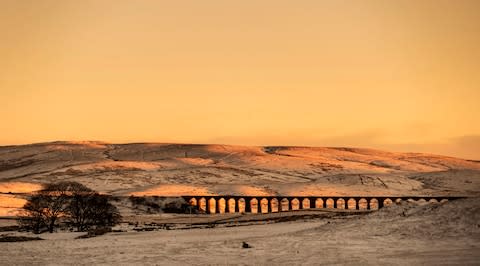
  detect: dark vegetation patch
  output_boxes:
[0,225,20,232]
[0,235,43,242]
[309,162,344,171]
[0,159,35,171]
[75,227,112,239]
[128,196,194,214]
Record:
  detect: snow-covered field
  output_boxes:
[1,199,479,265]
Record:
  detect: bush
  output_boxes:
[75,227,112,239]
[163,202,193,213]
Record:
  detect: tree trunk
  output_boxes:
[48,217,56,233]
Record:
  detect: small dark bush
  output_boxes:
[164,202,191,213]
[129,196,146,205]
[75,227,112,239]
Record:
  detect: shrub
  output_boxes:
[75,227,112,239]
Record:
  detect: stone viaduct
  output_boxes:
[182,195,465,214]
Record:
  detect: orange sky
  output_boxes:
[1,1,479,159]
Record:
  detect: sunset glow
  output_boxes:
[1,1,479,159]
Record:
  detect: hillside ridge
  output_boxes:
[0,141,479,198]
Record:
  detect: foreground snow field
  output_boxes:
[1,198,479,265]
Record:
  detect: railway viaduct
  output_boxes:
[181,195,465,214]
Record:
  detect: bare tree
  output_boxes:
[68,193,121,231]
[18,181,121,233]
[17,195,48,234]
[85,194,121,228]
[39,182,93,232]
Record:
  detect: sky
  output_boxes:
[0,0,479,159]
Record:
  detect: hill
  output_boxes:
[0,141,479,198]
